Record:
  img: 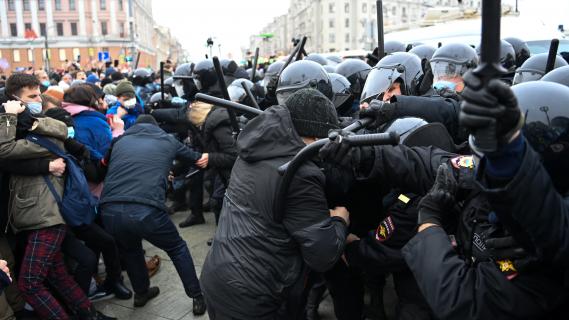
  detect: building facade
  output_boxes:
[249,0,481,56]
[0,0,182,72]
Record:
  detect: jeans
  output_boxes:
[101,202,202,297]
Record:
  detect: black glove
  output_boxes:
[318,129,356,167]
[64,138,90,161]
[359,100,397,130]
[417,163,457,226]
[485,236,539,272]
[459,71,524,147]
[265,76,279,98]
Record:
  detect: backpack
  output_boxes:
[26,134,98,227]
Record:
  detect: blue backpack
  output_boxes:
[27,134,98,227]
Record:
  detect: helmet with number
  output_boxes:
[541,65,569,87]
[304,53,329,66]
[132,68,153,86]
[512,81,569,193]
[335,58,372,99]
[475,40,516,73]
[385,40,406,54]
[409,45,437,63]
[360,52,423,104]
[328,73,354,116]
[192,59,221,96]
[504,37,531,68]
[430,43,478,89]
[512,53,568,85]
[276,60,333,105]
[173,62,197,99]
[261,60,286,88]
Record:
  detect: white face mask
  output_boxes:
[123,98,137,108]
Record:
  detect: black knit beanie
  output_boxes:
[136,114,158,126]
[285,88,339,138]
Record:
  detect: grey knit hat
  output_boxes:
[114,80,135,97]
[285,88,339,138]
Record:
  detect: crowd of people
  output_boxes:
[0,34,568,320]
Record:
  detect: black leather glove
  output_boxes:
[318,129,356,167]
[265,76,279,98]
[417,163,457,226]
[459,71,524,147]
[359,100,397,130]
[485,236,540,272]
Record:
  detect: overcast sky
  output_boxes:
[152,0,569,62]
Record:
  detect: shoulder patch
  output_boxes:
[451,156,474,170]
[496,259,518,280]
[375,216,395,242]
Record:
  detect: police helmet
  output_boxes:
[192,60,218,93]
[323,65,336,73]
[246,68,264,82]
[541,65,569,87]
[150,92,171,105]
[335,59,372,99]
[409,45,437,62]
[382,117,455,151]
[328,73,354,116]
[276,60,333,105]
[475,40,516,73]
[304,53,329,66]
[513,53,569,85]
[173,63,196,98]
[361,52,423,104]
[512,81,569,193]
[430,43,478,84]
[504,37,531,68]
[385,40,406,54]
[262,60,286,88]
[326,56,343,65]
[163,77,175,96]
[132,68,153,86]
[228,78,255,103]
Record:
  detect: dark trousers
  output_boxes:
[101,202,201,297]
[61,230,97,295]
[324,261,365,320]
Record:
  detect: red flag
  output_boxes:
[25,28,38,40]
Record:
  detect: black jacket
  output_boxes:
[200,105,348,319]
[355,144,568,319]
[100,123,201,211]
[478,143,569,267]
[201,107,237,184]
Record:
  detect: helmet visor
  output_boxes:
[174,81,185,97]
[512,70,544,85]
[431,61,469,83]
[360,67,402,104]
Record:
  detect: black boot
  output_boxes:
[193,294,207,315]
[133,286,160,307]
[167,201,188,214]
[179,213,205,228]
[75,306,117,320]
[104,279,132,300]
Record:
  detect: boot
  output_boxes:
[179,213,205,228]
[167,201,188,214]
[103,279,132,300]
[193,295,207,315]
[206,238,213,246]
[75,306,117,320]
[133,286,160,307]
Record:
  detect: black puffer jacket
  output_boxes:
[200,105,348,319]
[201,106,237,184]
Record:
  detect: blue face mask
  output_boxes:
[433,81,457,91]
[42,80,51,87]
[67,127,75,139]
[27,102,43,114]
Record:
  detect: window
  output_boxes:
[329,19,334,28]
[101,21,108,35]
[345,18,349,28]
[27,49,33,62]
[362,3,367,13]
[7,0,15,11]
[56,22,64,36]
[70,22,77,35]
[55,0,62,10]
[39,0,45,10]
[69,0,76,10]
[344,3,349,13]
[13,50,21,62]
[59,49,66,61]
[329,33,335,43]
[118,0,123,10]
[73,48,80,61]
[10,23,17,37]
[345,33,350,43]
[40,23,46,36]
[329,3,335,13]
[100,0,106,10]
[392,6,396,16]
[24,23,31,31]
[23,0,30,11]
[119,22,125,37]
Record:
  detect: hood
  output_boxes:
[237,105,305,162]
[189,101,213,127]
[124,122,165,136]
[62,102,97,116]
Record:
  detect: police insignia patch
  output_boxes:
[451,156,474,169]
[496,259,518,280]
[375,216,395,242]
